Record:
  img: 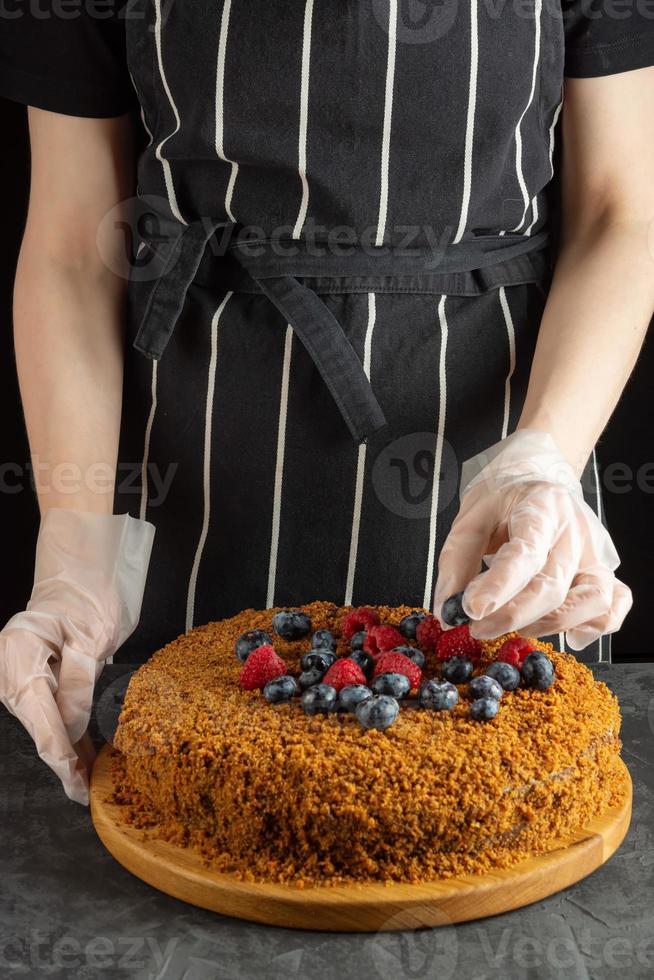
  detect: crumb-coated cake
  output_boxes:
[111,602,627,887]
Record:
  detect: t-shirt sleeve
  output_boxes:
[0,0,136,117]
[563,0,654,77]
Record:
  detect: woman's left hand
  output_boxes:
[433,430,632,650]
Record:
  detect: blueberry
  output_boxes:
[355,695,400,730]
[521,652,556,691]
[391,645,425,670]
[485,661,521,692]
[234,629,272,663]
[350,648,375,677]
[442,656,474,684]
[311,629,336,651]
[272,610,312,641]
[350,631,367,651]
[263,675,297,703]
[469,675,503,701]
[371,672,411,699]
[398,612,426,640]
[338,684,373,713]
[300,650,335,673]
[470,697,500,721]
[419,679,459,711]
[299,667,326,690]
[301,683,338,716]
[440,591,471,627]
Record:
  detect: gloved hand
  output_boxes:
[0,508,155,805]
[433,430,632,650]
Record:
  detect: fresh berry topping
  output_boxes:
[469,675,503,701]
[521,652,556,691]
[390,645,425,670]
[263,675,297,703]
[338,684,373,713]
[469,697,500,721]
[299,667,326,690]
[311,629,337,651]
[416,615,444,650]
[442,656,474,685]
[350,648,375,677]
[239,645,287,691]
[436,625,481,662]
[301,684,338,716]
[497,636,536,666]
[300,650,335,673]
[322,657,368,692]
[272,610,312,640]
[398,611,427,640]
[342,607,380,640]
[355,694,400,730]
[371,672,411,699]
[234,629,272,663]
[440,591,471,627]
[350,631,367,651]
[419,679,459,711]
[374,652,422,690]
[364,625,405,658]
[485,661,521,691]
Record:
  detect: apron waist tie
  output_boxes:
[130,208,550,443]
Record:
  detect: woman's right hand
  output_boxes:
[0,508,154,805]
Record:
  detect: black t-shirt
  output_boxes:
[0,0,653,119]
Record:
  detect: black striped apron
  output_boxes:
[114,0,609,663]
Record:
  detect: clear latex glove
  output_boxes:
[0,508,155,805]
[433,430,632,651]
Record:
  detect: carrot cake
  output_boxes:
[110,601,627,886]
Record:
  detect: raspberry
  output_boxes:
[239,645,287,691]
[497,636,536,666]
[322,658,368,692]
[436,625,481,662]
[364,625,405,659]
[374,652,422,690]
[342,607,380,640]
[416,615,443,650]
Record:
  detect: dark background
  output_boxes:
[1,98,652,661]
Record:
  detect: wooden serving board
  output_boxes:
[91,744,632,932]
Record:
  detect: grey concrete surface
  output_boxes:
[0,663,652,980]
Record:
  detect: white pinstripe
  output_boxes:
[139,359,159,522]
[423,296,449,610]
[453,0,479,245]
[510,0,542,234]
[375,0,398,247]
[344,294,377,607]
[592,448,607,662]
[153,0,186,225]
[185,292,233,633]
[548,100,563,178]
[266,326,294,609]
[293,0,315,240]
[499,286,517,439]
[215,0,238,223]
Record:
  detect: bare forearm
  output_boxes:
[518,216,654,476]
[13,249,126,515]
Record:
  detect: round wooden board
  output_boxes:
[91,744,632,932]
